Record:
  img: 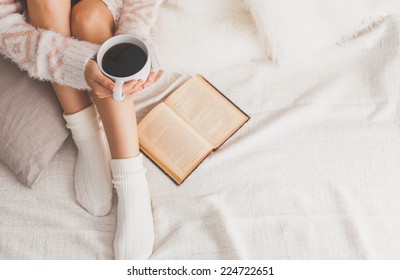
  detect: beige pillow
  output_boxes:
[0,56,68,186]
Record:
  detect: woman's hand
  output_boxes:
[122,71,159,100]
[84,59,160,100]
[84,59,115,98]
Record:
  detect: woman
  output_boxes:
[0,0,162,259]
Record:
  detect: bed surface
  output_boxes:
[1,5,400,259]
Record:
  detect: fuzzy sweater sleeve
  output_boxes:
[0,1,98,90]
[115,0,163,70]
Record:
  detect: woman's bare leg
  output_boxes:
[71,0,154,260]
[27,0,92,115]
[28,0,114,216]
[71,0,139,159]
[93,98,141,158]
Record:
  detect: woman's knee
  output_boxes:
[71,0,114,44]
[27,0,71,36]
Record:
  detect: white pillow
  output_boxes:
[244,0,400,63]
[153,0,400,73]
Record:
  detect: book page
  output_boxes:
[138,103,213,184]
[165,76,249,148]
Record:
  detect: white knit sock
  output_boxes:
[64,104,113,216]
[109,154,154,260]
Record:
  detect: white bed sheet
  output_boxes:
[1,12,400,260]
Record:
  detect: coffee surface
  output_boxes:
[102,43,147,77]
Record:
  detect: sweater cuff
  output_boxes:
[35,30,99,90]
[61,38,100,90]
[101,0,122,23]
[0,2,21,18]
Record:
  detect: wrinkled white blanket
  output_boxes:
[1,2,400,259]
[147,14,400,259]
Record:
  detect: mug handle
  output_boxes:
[113,79,124,101]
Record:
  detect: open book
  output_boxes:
[138,75,250,185]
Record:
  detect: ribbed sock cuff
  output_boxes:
[63,104,101,140]
[110,153,144,174]
[109,154,147,190]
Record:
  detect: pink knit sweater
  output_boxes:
[0,0,162,90]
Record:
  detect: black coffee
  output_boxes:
[102,43,147,77]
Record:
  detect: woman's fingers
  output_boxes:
[132,80,144,91]
[90,77,114,99]
[85,60,163,100]
[121,80,143,98]
[141,71,158,89]
[123,79,137,90]
[97,75,115,92]
[118,70,162,99]
[84,59,115,99]
[147,71,158,82]
[89,60,115,91]
[91,83,113,99]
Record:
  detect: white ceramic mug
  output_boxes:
[96,35,151,101]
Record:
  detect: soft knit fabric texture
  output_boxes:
[0,0,97,90]
[109,154,154,260]
[102,0,122,22]
[0,0,162,90]
[115,0,163,70]
[64,105,113,217]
